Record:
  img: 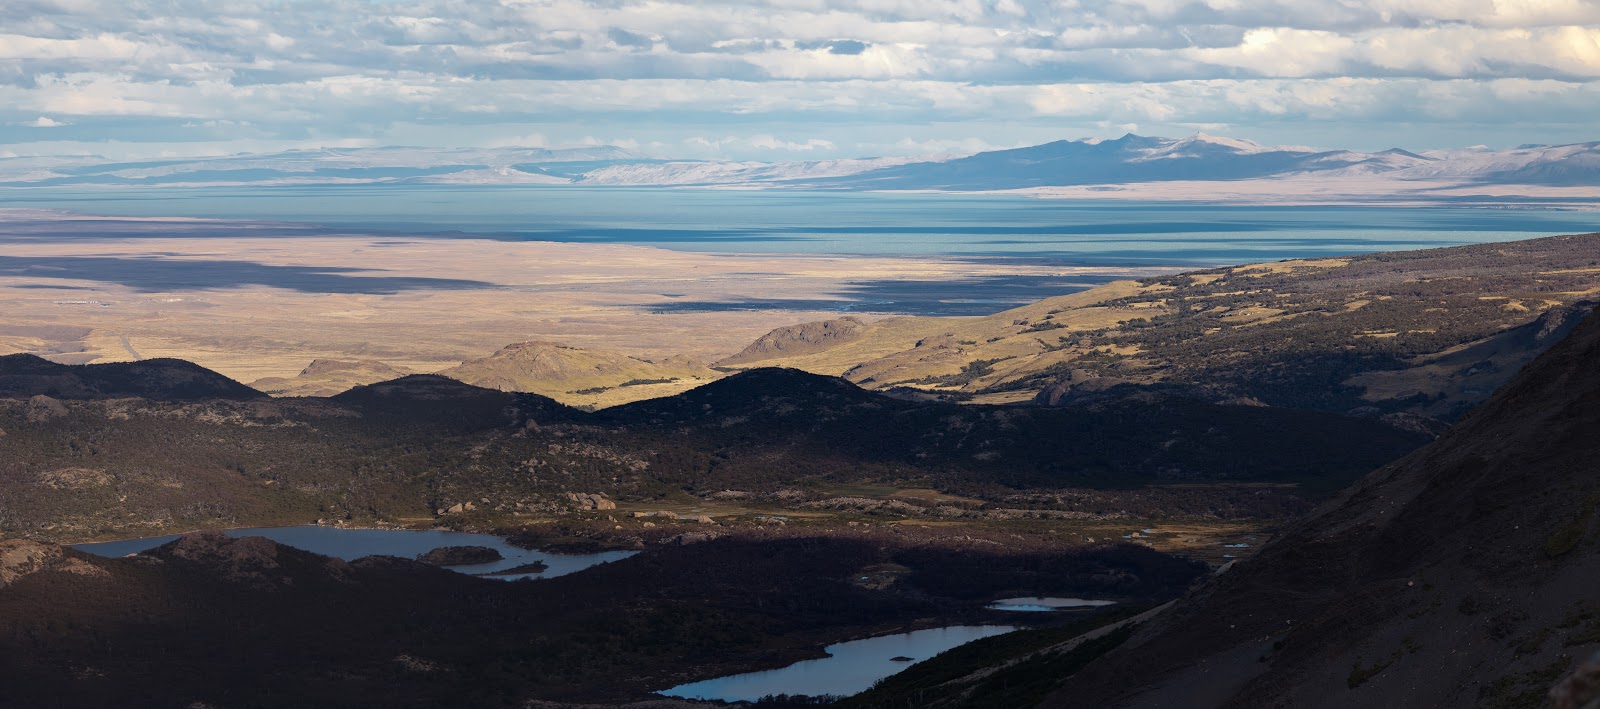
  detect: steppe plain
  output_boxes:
[0,210,1161,405]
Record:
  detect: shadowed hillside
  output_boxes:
[0,353,265,401]
[0,525,1205,708]
[0,360,1428,542]
[1029,308,1600,708]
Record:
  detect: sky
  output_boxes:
[2,0,1599,160]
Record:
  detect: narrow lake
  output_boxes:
[658,625,1018,702]
[71,526,635,580]
[987,597,1119,612]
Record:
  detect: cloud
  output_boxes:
[0,0,1596,158]
[26,116,66,127]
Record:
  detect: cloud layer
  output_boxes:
[1,0,1597,158]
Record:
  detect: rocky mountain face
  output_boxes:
[1034,308,1600,708]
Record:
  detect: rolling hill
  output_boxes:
[720,233,1600,420]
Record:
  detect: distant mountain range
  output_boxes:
[4,134,1597,196]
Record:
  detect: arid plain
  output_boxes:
[0,210,1165,404]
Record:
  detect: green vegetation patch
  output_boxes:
[1543,494,1598,558]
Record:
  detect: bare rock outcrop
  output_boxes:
[715,316,868,366]
[0,539,64,588]
[25,394,68,422]
[1033,369,1140,406]
[565,492,617,510]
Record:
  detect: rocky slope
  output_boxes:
[1033,307,1600,708]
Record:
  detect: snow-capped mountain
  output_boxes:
[2,135,1597,195]
[576,155,952,186]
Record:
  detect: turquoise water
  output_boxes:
[71,526,635,581]
[3,186,1595,265]
[658,625,1019,701]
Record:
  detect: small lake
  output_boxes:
[658,625,1017,702]
[987,597,1118,612]
[71,526,635,580]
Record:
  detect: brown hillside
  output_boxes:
[249,358,415,397]
[437,340,720,408]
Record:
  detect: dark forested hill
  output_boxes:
[0,361,1428,541]
[0,353,264,401]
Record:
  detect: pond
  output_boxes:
[657,625,1018,702]
[986,597,1119,612]
[71,526,635,580]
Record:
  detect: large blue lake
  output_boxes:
[3,186,1595,266]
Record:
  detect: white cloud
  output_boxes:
[26,116,67,127]
[0,0,1597,157]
